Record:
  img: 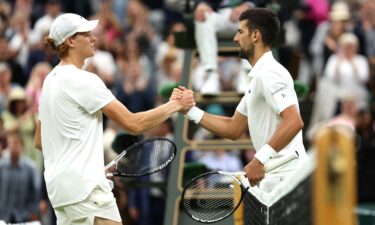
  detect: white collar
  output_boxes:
[248,51,273,78]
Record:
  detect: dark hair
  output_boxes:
[239,8,280,46]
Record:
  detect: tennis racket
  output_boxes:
[105,137,176,177]
[182,151,299,223]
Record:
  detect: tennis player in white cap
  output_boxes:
[34,13,194,225]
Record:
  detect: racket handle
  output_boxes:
[264,151,299,172]
[105,161,115,170]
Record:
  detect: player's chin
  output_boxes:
[88,49,95,57]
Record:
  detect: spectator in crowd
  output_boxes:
[0,0,13,40]
[357,0,375,67]
[0,35,25,86]
[84,26,117,89]
[193,0,254,95]
[113,36,155,114]
[125,0,161,61]
[155,21,186,89]
[0,63,13,112]
[309,1,353,77]
[309,32,369,130]
[26,0,62,76]
[29,0,62,47]
[8,11,33,71]
[326,95,359,131]
[324,32,369,109]
[90,0,122,54]
[0,130,40,223]
[198,149,243,172]
[25,62,52,114]
[1,86,41,173]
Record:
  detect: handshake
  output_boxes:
[169,86,196,114]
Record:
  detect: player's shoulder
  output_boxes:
[79,69,98,78]
[261,62,290,81]
[64,67,101,82]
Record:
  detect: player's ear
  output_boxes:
[251,29,261,42]
[65,36,76,47]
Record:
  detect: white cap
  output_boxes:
[49,13,99,47]
[329,1,351,21]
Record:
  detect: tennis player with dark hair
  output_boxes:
[34,13,194,225]
[178,8,307,192]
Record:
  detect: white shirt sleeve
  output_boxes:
[63,72,115,114]
[261,71,296,114]
[236,95,247,116]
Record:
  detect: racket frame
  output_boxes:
[105,137,176,177]
[181,151,299,223]
[182,171,249,223]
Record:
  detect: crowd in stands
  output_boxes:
[0,0,374,224]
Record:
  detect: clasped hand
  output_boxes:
[169,86,195,113]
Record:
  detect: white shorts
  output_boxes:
[54,186,122,225]
[260,155,301,193]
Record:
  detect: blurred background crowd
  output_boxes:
[0,0,374,224]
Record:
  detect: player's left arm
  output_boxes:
[267,104,304,151]
[245,105,303,186]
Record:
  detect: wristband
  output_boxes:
[186,106,204,124]
[254,144,277,165]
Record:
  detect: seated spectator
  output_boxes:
[193,0,254,95]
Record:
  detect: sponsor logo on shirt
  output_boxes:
[271,86,287,95]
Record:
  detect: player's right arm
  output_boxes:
[34,120,42,151]
[102,94,194,135]
[198,110,248,140]
[173,86,248,140]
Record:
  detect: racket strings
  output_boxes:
[116,139,175,176]
[183,173,243,222]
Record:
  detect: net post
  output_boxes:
[313,126,357,225]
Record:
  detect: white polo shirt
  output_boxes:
[236,51,306,159]
[38,65,115,208]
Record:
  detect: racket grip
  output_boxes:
[264,151,299,172]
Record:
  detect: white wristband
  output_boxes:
[254,144,277,165]
[186,106,204,124]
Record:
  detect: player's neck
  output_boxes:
[60,55,85,69]
[249,47,271,66]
